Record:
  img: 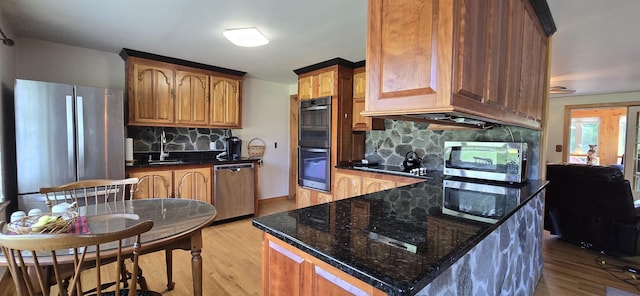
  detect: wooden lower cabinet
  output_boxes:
[262,233,387,296]
[127,166,212,204]
[296,186,333,208]
[335,169,422,199]
[128,170,173,199]
[361,177,395,194]
[297,170,422,208]
[173,167,212,203]
[333,172,362,200]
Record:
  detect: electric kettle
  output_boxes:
[403,151,422,171]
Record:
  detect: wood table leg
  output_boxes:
[191,230,203,296]
[166,249,174,291]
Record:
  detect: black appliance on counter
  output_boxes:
[226,137,242,160]
[298,97,332,192]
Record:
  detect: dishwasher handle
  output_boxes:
[214,163,254,172]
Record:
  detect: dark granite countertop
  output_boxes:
[126,151,259,169]
[252,176,548,295]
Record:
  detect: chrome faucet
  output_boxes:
[160,129,169,161]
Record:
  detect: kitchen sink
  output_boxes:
[148,160,185,165]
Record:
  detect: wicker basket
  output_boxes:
[247,138,266,158]
[8,211,79,235]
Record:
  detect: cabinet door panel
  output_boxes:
[175,71,209,126]
[297,187,313,208]
[504,0,524,113]
[333,173,361,200]
[129,171,173,199]
[485,0,509,107]
[132,63,174,124]
[518,6,538,117]
[316,192,333,204]
[353,71,366,99]
[173,167,211,203]
[299,76,313,100]
[265,240,305,296]
[454,0,489,102]
[317,71,335,97]
[367,0,439,112]
[362,177,395,194]
[312,265,371,296]
[210,77,240,127]
[352,97,369,130]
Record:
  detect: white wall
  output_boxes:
[16,37,125,90]
[233,78,291,200]
[544,91,640,163]
[15,38,292,200]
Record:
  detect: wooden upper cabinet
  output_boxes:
[298,70,335,100]
[353,70,366,99]
[175,70,210,126]
[365,0,439,113]
[317,71,335,97]
[352,67,384,131]
[298,76,313,100]
[454,0,490,103]
[130,61,175,124]
[122,49,245,128]
[210,76,241,127]
[364,0,553,130]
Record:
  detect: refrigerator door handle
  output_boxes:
[76,96,85,178]
[66,95,76,179]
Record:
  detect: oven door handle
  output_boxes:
[301,105,328,111]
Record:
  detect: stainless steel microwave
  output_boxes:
[443,141,528,183]
[442,179,522,224]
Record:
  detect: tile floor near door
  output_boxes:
[3,197,640,296]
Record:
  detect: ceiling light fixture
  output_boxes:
[549,86,576,95]
[223,27,269,47]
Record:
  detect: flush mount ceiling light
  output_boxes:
[223,27,269,47]
[549,86,576,95]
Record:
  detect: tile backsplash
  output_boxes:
[364,120,541,178]
[128,126,229,152]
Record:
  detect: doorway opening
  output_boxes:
[563,103,640,199]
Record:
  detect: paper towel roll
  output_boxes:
[125,138,134,163]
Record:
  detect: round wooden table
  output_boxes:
[2,198,217,296]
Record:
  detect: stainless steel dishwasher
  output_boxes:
[213,163,255,221]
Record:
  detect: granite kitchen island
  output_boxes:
[253,175,548,296]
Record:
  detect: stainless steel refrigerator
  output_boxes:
[14,79,125,210]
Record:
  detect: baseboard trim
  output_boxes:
[258,196,290,205]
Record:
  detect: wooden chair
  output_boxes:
[0,220,160,296]
[39,178,147,291]
[132,175,175,291]
[39,178,140,212]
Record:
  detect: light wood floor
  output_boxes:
[3,197,640,296]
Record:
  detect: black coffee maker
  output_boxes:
[226,137,242,160]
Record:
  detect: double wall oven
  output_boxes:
[298,97,331,191]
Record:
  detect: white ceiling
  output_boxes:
[1,0,640,96]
